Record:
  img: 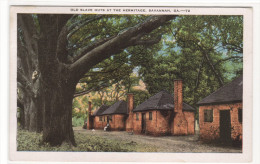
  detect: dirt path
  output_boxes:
[74,127,242,153]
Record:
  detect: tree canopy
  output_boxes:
[73,15,243,110]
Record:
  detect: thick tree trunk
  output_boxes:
[41,74,77,146]
[24,97,37,131]
[22,97,43,132]
[18,87,43,132]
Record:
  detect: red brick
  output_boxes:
[174,80,183,113]
[199,103,242,142]
[184,111,195,134]
[126,93,134,132]
[90,80,195,136]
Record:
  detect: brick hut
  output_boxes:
[197,75,243,144]
[91,105,110,130]
[91,101,128,131]
[131,80,195,136]
[101,100,128,131]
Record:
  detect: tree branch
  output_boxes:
[17,14,36,45]
[214,56,242,66]
[71,33,99,50]
[17,14,38,60]
[73,88,95,98]
[56,26,70,63]
[72,36,115,63]
[201,49,224,86]
[132,35,162,46]
[73,84,107,98]
[17,39,32,78]
[69,15,176,81]
[67,15,103,39]
[85,63,125,76]
[223,40,243,54]
[17,70,31,88]
[194,59,204,90]
[17,71,35,98]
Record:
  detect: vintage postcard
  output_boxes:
[9,6,253,162]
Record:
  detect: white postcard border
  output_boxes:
[9,6,253,162]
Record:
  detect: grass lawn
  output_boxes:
[17,130,157,152]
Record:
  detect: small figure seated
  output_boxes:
[104,123,110,131]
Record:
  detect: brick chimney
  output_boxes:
[126,93,134,132]
[174,79,183,113]
[87,101,93,130]
[172,79,188,135]
[127,93,134,114]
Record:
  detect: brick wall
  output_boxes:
[132,110,195,136]
[93,115,106,129]
[172,112,188,135]
[133,112,142,134]
[184,111,195,135]
[199,102,242,142]
[109,114,126,131]
[93,114,126,131]
[155,110,171,135]
[133,111,171,136]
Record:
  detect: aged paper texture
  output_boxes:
[10,6,253,162]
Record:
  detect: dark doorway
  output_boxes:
[141,113,146,133]
[219,110,232,143]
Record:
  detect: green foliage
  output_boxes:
[138,15,243,108]
[71,15,243,115]
[72,116,85,127]
[131,89,150,107]
[72,99,81,110]
[72,106,87,127]
[81,96,88,104]
[17,130,157,152]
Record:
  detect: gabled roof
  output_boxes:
[197,75,243,105]
[133,91,195,112]
[92,105,110,116]
[101,100,128,115]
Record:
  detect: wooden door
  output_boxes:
[219,110,231,143]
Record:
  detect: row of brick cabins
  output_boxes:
[87,80,196,136]
[86,75,242,143]
[197,75,243,144]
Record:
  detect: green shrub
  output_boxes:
[72,116,85,127]
[17,130,157,152]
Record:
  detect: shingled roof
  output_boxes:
[133,91,195,112]
[92,105,110,116]
[197,75,243,105]
[101,100,128,115]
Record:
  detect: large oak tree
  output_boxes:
[17,14,176,146]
